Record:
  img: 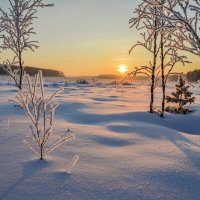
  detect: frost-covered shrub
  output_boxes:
[15,70,74,160]
[76,79,89,85]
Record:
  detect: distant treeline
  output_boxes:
[0,65,65,77]
[187,70,200,82]
[97,70,200,82]
[97,74,149,80]
[169,69,200,82]
[97,74,122,79]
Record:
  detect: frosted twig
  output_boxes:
[7,117,11,130]
[66,155,79,174]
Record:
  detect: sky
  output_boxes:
[1,0,199,76]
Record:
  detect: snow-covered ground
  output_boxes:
[0,77,200,200]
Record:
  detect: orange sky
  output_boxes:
[1,0,199,76]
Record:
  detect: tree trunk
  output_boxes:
[160,20,165,118]
[19,52,23,90]
[40,145,44,160]
[150,9,158,113]
[16,2,23,91]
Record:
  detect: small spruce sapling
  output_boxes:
[15,70,74,160]
[166,74,195,114]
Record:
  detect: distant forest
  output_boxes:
[97,74,122,79]
[0,65,65,77]
[169,69,200,82]
[98,70,200,82]
[187,70,200,82]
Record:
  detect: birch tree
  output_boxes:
[156,1,189,117]
[129,0,159,113]
[0,0,54,90]
[127,0,189,116]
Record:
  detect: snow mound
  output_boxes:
[0,82,200,200]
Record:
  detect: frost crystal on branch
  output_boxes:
[16,70,74,160]
[144,0,200,56]
[2,57,20,88]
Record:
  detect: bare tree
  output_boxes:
[156,2,189,117]
[128,0,190,117]
[159,49,189,117]
[0,0,54,90]
[160,13,166,117]
[15,71,74,160]
[129,0,160,113]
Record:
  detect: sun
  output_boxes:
[117,65,128,74]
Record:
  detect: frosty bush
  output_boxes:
[15,70,74,160]
[76,79,89,85]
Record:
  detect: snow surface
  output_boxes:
[0,77,200,200]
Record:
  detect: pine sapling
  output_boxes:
[166,74,195,114]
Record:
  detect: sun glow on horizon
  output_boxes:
[117,65,128,74]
